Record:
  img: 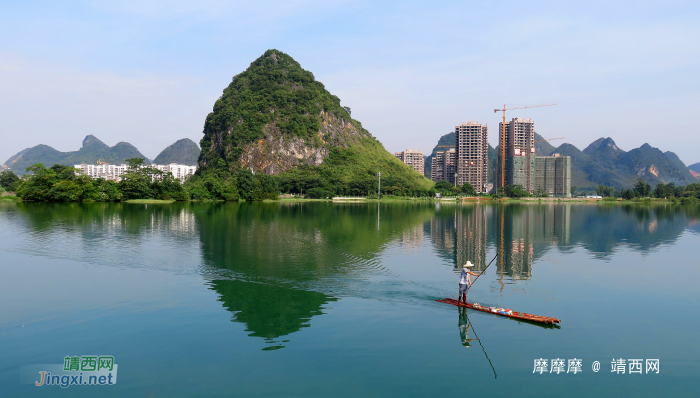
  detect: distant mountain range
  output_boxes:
[2,135,200,175]
[539,137,696,190]
[425,133,698,191]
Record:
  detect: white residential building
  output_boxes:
[150,164,197,181]
[74,163,197,182]
[74,164,129,181]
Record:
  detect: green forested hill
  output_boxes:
[196,49,431,195]
[2,135,149,175]
[153,138,200,165]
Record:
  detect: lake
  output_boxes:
[1,201,699,397]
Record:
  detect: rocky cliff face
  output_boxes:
[239,110,366,174]
[197,49,373,175]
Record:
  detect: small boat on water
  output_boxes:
[436,298,561,325]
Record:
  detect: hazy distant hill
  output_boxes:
[2,135,149,175]
[153,138,200,165]
[688,162,700,178]
[539,138,695,190]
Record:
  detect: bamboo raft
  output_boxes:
[436,298,561,325]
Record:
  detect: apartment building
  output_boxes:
[431,151,446,181]
[455,121,488,193]
[74,163,197,182]
[394,149,425,175]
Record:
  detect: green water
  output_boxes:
[1,201,699,397]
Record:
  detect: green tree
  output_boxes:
[306,187,331,199]
[460,183,477,196]
[596,185,619,197]
[505,184,529,198]
[119,171,153,199]
[653,182,675,199]
[621,189,636,200]
[633,178,651,197]
[0,170,20,189]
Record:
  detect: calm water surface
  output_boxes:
[1,201,699,397]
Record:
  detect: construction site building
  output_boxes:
[394,149,425,175]
[497,117,536,192]
[455,121,489,193]
[534,154,571,197]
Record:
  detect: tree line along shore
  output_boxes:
[1,161,699,203]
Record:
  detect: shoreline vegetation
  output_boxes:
[2,164,699,205]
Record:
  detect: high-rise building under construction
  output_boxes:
[455,121,488,193]
[534,154,571,197]
[496,117,571,196]
[497,117,536,192]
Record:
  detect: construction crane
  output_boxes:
[534,136,565,143]
[494,104,556,189]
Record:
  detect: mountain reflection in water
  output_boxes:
[3,201,699,349]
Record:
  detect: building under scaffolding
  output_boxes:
[534,155,572,197]
[497,117,571,196]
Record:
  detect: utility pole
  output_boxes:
[377,171,381,199]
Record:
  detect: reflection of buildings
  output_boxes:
[429,203,571,282]
[400,224,425,249]
[455,206,490,271]
[495,204,571,280]
[429,205,491,272]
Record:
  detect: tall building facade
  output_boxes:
[455,121,488,193]
[444,149,457,185]
[394,149,425,175]
[534,154,571,197]
[431,149,456,184]
[497,117,535,192]
[431,151,445,181]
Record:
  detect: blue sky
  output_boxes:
[1,0,699,165]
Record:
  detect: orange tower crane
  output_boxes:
[494,104,556,189]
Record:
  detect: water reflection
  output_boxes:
[2,201,699,349]
[427,203,700,285]
[457,307,497,379]
[208,279,336,350]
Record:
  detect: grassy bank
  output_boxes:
[125,199,175,204]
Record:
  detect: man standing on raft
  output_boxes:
[458,261,479,304]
